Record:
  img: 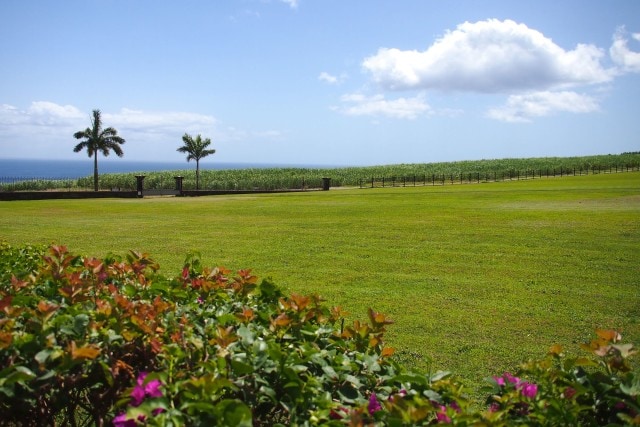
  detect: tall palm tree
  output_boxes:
[73,109,125,191]
[177,133,216,190]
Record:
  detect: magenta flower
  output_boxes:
[145,378,163,398]
[436,405,452,423]
[113,413,137,427]
[368,392,382,415]
[493,376,505,387]
[504,372,520,384]
[518,382,538,399]
[130,372,164,407]
[130,384,146,407]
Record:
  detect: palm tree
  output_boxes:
[177,133,216,190]
[73,109,125,191]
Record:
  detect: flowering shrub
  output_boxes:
[1,243,638,426]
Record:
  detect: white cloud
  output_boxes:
[105,108,217,136]
[487,91,599,123]
[0,102,280,159]
[318,71,348,85]
[280,0,298,9]
[363,19,614,93]
[333,93,430,120]
[318,72,338,84]
[610,27,640,73]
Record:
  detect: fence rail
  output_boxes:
[359,164,640,188]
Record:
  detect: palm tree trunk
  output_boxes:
[93,151,99,191]
[196,160,200,190]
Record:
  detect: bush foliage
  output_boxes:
[1,243,638,426]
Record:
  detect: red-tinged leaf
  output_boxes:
[50,245,68,259]
[290,293,310,312]
[171,331,182,343]
[381,347,396,357]
[111,359,134,378]
[69,341,101,360]
[271,312,292,328]
[213,325,237,348]
[236,307,255,323]
[330,306,349,321]
[149,338,163,354]
[131,315,153,334]
[0,295,12,312]
[84,257,104,274]
[114,294,132,310]
[0,331,12,349]
[152,296,171,313]
[369,336,381,348]
[595,329,621,343]
[548,344,563,356]
[37,300,59,321]
[95,299,112,316]
[236,269,258,285]
[11,275,29,291]
[368,308,393,327]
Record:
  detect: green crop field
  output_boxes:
[1,171,638,395]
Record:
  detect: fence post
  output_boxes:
[322,177,331,191]
[135,175,145,198]
[174,176,183,196]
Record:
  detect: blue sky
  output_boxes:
[1,0,639,166]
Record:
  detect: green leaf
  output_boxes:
[393,373,429,386]
[237,325,255,345]
[430,370,451,382]
[230,359,253,376]
[73,314,90,336]
[322,365,338,381]
[3,366,36,387]
[34,349,52,365]
[217,400,253,427]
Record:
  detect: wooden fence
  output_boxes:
[359,164,640,188]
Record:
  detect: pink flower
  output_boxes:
[493,376,505,387]
[130,372,163,406]
[113,413,137,427]
[518,382,538,399]
[436,405,451,423]
[145,379,163,398]
[368,392,382,415]
[130,384,146,407]
[504,372,520,384]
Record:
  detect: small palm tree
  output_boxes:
[73,109,125,191]
[177,133,216,190]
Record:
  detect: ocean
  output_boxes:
[0,158,328,180]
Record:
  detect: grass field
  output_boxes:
[1,171,638,395]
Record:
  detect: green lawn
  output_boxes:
[1,172,638,394]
